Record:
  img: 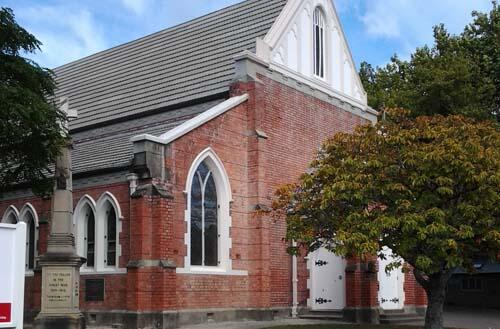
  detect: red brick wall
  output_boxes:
[0,182,130,313]
[404,268,428,307]
[160,75,370,311]
[126,192,177,312]
[75,183,130,311]
[2,73,387,315]
[247,75,369,307]
[166,101,266,309]
[80,274,127,310]
[346,257,379,308]
[1,196,50,312]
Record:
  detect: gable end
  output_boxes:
[258,0,373,115]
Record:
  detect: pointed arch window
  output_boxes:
[84,206,96,268]
[105,205,117,267]
[25,212,36,270]
[191,162,219,267]
[75,194,123,273]
[2,206,19,224]
[6,213,18,224]
[18,204,39,273]
[178,148,247,276]
[313,7,326,78]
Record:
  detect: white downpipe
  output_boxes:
[292,240,298,318]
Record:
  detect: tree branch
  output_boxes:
[413,268,431,291]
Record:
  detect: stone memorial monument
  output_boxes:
[34,99,86,329]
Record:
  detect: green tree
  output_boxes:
[0,7,65,195]
[275,110,500,329]
[360,2,499,122]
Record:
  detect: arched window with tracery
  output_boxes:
[177,148,247,275]
[313,7,326,78]
[190,161,219,267]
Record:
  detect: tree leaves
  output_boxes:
[275,110,500,278]
[0,7,65,195]
[0,8,40,56]
[359,3,499,122]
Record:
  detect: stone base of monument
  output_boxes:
[34,313,86,329]
[34,252,86,329]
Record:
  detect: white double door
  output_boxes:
[310,247,346,310]
[378,247,405,310]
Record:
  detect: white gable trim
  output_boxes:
[260,0,373,114]
[131,94,248,145]
[265,0,361,85]
[264,0,302,47]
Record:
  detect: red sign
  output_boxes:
[0,303,11,323]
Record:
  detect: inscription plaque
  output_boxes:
[46,268,72,307]
[85,279,105,302]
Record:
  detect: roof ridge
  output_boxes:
[54,0,288,130]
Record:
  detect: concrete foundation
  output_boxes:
[343,307,380,324]
[33,314,85,329]
[404,305,428,316]
[57,308,292,329]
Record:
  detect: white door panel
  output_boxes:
[378,247,405,310]
[310,247,346,310]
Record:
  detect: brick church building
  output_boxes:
[1,0,426,327]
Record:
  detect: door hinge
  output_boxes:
[315,298,333,304]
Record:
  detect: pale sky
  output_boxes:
[1,0,494,69]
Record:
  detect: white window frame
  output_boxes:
[97,192,122,271]
[19,203,39,276]
[313,6,327,80]
[74,193,124,275]
[177,148,247,276]
[75,196,97,271]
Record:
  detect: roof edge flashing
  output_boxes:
[131,94,249,146]
[234,49,270,67]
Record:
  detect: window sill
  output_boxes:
[312,74,328,84]
[176,267,248,276]
[25,271,35,277]
[80,268,127,276]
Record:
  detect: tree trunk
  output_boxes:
[423,272,451,329]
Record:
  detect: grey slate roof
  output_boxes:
[71,99,224,174]
[55,0,288,131]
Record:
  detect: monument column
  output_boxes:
[34,99,85,329]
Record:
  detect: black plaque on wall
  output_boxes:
[85,279,105,302]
